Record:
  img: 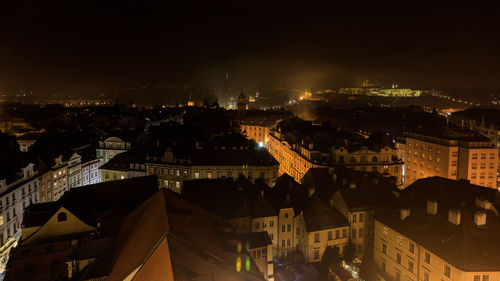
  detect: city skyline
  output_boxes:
[1,2,500,95]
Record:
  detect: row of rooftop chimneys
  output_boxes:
[400,198,491,227]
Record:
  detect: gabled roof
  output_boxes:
[304,194,349,232]
[22,176,158,231]
[108,189,265,281]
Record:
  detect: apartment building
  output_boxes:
[147,143,279,193]
[96,136,131,165]
[67,152,82,189]
[0,163,39,273]
[405,131,497,188]
[266,119,403,185]
[374,177,500,281]
[375,204,500,281]
[99,152,146,182]
[296,194,350,262]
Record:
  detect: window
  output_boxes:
[287,239,291,246]
[359,228,363,238]
[314,248,320,259]
[262,222,267,228]
[396,252,401,264]
[287,224,291,232]
[284,213,289,219]
[194,172,200,179]
[408,261,414,273]
[490,153,495,159]
[489,163,495,169]
[483,275,489,281]
[451,160,457,166]
[359,213,364,222]
[176,170,180,176]
[381,261,386,272]
[481,153,486,159]
[270,220,274,227]
[282,240,285,247]
[473,153,478,159]
[328,231,332,240]
[314,233,319,243]
[335,230,340,239]
[352,214,357,223]
[444,264,451,278]
[164,180,169,187]
[397,236,402,246]
[472,172,477,179]
[382,243,387,254]
[255,222,259,229]
[423,271,429,281]
[481,163,486,169]
[452,151,458,157]
[480,172,485,179]
[207,172,212,179]
[282,225,285,232]
[474,276,481,281]
[342,229,347,238]
[409,242,414,253]
[57,212,67,222]
[352,229,356,239]
[270,233,274,240]
[451,170,457,176]
[424,252,430,263]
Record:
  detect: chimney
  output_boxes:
[308,186,315,198]
[427,199,438,215]
[448,209,461,226]
[474,211,486,226]
[400,208,411,220]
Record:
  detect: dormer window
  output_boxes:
[57,212,67,222]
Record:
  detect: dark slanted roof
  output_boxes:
[304,194,349,232]
[376,207,500,271]
[402,177,498,210]
[337,187,393,212]
[22,176,158,231]
[252,195,277,218]
[224,231,273,250]
[107,189,265,281]
[190,146,279,166]
[266,173,308,214]
[99,151,145,172]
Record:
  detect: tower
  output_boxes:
[237,89,246,117]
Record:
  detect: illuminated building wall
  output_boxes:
[96,137,131,165]
[240,124,271,147]
[0,164,39,274]
[267,130,403,185]
[147,162,279,193]
[405,133,498,189]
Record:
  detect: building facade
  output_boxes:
[267,128,403,185]
[81,158,101,186]
[405,132,498,188]
[96,136,131,165]
[0,163,40,273]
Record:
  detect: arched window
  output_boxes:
[372,156,378,163]
[57,212,67,222]
[349,157,356,163]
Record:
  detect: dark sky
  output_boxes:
[1,1,500,95]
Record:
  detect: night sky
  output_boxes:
[1,1,500,94]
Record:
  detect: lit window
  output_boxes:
[397,235,402,246]
[473,153,478,159]
[194,172,200,179]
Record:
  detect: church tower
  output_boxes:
[237,89,247,117]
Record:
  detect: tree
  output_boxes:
[322,246,340,268]
[343,243,356,263]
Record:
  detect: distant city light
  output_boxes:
[258,142,264,148]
